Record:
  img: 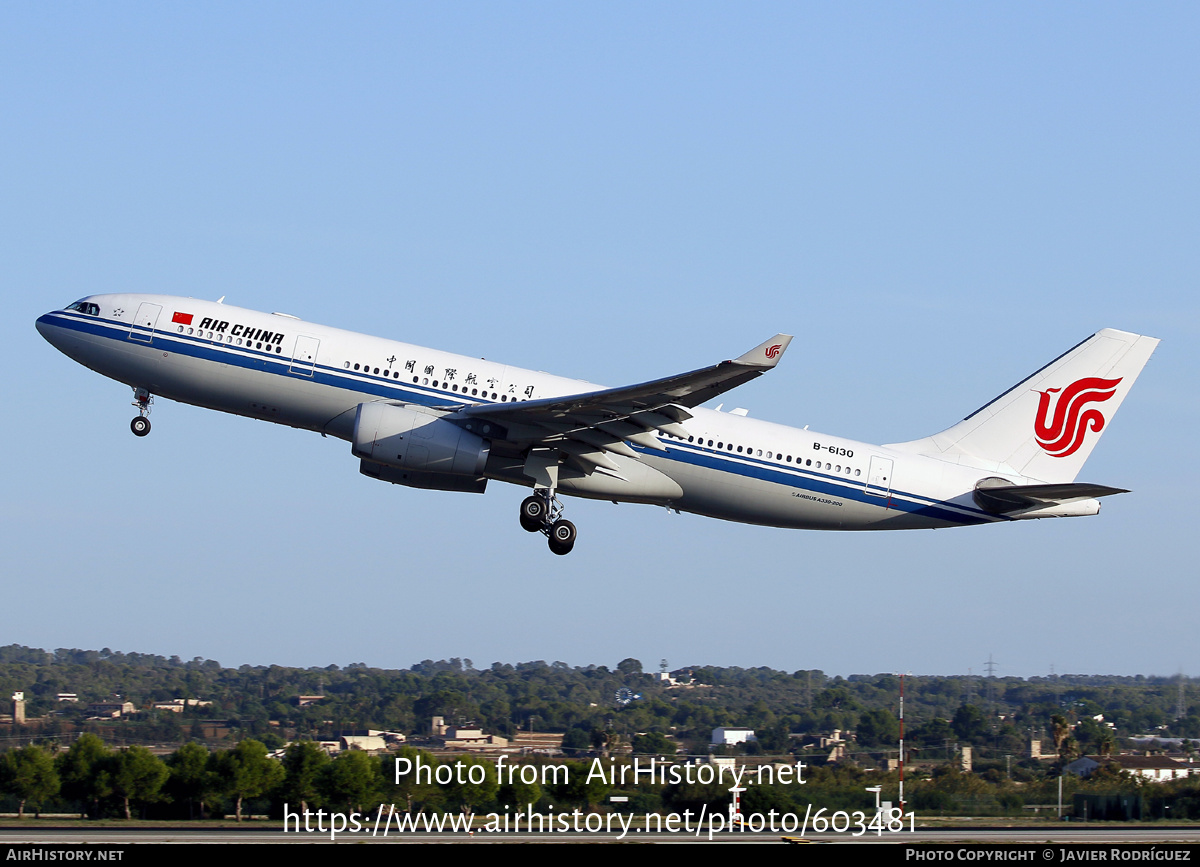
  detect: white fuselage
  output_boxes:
[37,294,1018,531]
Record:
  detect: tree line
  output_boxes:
[8,735,1200,821]
[0,736,616,820]
[2,644,1197,773]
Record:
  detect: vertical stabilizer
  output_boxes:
[889,329,1159,483]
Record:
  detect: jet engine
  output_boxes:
[359,459,487,493]
[352,402,489,477]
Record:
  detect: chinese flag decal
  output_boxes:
[172,311,194,325]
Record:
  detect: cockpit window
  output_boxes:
[67,301,100,316]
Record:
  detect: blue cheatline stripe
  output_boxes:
[44,312,478,409]
[45,312,999,526]
[651,442,997,526]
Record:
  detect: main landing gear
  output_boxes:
[130,387,153,437]
[519,490,578,555]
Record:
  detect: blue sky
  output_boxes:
[3,3,1197,678]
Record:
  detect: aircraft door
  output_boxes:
[289,335,320,376]
[865,456,894,497]
[128,303,162,343]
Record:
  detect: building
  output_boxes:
[1066,755,1197,782]
[442,726,509,749]
[86,700,135,718]
[428,717,509,751]
[152,698,213,713]
[512,731,564,755]
[338,735,388,753]
[712,727,756,746]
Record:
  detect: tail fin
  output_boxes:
[889,328,1159,483]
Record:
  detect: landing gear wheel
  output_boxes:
[131,417,151,437]
[519,496,546,532]
[548,519,577,555]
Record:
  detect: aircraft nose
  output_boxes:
[36,312,66,349]
[36,312,53,337]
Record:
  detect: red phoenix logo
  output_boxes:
[1033,376,1122,458]
[765,344,782,359]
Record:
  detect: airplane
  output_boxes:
[36,294,1158,555]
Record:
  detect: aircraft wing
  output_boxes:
[444,333,792,477]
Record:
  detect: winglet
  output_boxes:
[735,334,793,368]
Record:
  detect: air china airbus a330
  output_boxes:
[37,295,1158,555]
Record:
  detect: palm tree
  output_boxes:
[1051,715,1071,761]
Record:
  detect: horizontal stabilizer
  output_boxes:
[973,477,1128,514]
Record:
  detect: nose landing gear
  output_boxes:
[519,490,577,555]
[130,387,153,437]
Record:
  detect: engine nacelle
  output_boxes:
[359,459,487,494]
[352,402,489,477]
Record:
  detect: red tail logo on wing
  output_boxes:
[1033,377,1122,458]
[765,344,782,359]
